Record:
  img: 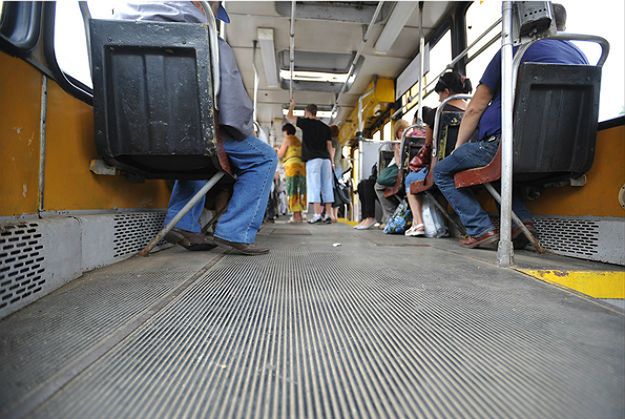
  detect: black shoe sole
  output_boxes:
[165,231,217,251]
[214,238,270,256]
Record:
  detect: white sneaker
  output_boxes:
[307,214,323,224]
[405,224,425,237]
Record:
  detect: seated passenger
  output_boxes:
[354,164,378,230]
[433,3,588,249]
[404,72,472,236]
[374,119,410,224]
[114,2,278,255]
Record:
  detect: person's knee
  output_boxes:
[433,163,448,187]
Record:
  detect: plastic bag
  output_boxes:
[422,194,449,238]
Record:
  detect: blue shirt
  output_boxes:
[477,40,589,141]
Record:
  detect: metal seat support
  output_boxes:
[139,171,225,256]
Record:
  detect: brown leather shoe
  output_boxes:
[164,228,217,251]
[214,237,270,255]
[460,230,499,249]
[512,221,537,250]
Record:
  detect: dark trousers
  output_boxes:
[357,179,377,219]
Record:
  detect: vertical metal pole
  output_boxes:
[38,75,48,214]
[417,2,425,124]
[219,0,226,41]
[289,0,296,100]
[497,1,515,267]
[252,40,258,123]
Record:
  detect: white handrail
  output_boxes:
[289,0,296,100]
[330,2,384,122]
[199,2,220,109]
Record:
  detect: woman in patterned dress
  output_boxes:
[277,123,306,223]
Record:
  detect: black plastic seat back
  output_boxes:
[378,149,395,171]
[513,62,601,181]
[90,19,219,179]
[436,111,464,160]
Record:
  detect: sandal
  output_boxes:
[405,224,425,237]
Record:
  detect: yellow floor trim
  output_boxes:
[338,218,358,226]
[519,270,625,299]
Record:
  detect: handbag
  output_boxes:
[376,163,399,186]
[332,173,350,208]
[409,143,432,172]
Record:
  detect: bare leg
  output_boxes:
[313,203,322,216]
[325,203,336,222]
[407,193,424,226]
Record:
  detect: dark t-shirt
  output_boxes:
[478,39,589,140]
[296,117,331,162]
[423,104,464,129]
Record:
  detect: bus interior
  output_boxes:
[1,1,624,417]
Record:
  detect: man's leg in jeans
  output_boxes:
[164,180,207,233]
[433,141,499,237]
[214,135,278,245]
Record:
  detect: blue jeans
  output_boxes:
[164,135,278,244]
[404,167,428,193]
[433,140,532,237]
[306,158,334,204]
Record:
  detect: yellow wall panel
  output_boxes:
[43,80,170,211]
[526,125,625,218]
[0,53,42,216]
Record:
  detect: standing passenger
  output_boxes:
[113,2,278,255]
[286,99,336,224]
[277,123,306,223]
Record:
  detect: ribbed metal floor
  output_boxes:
[4,224,625,418]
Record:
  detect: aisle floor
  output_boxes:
[1,222,624,418]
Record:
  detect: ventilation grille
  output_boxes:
[113,212,166,258]
[0,223,45,310]
[534,217,600,257]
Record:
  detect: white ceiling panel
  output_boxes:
[221,1,455,126]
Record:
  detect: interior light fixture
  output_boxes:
[374,2,419,53]
[279,69,349,84]
[282,109,334,119]
[257,28,279,88]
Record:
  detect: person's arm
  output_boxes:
[286,98,297,124]
[277,137,290,159]
[454,84,493,149]
[327,140,335,166]
[425,126,433,146]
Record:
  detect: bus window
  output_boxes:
[403,30,452,124]
[383,120,391,141]
[427,30,452,85]
[373,130,381,142]
[54,1,114,89]
[464,0,500,91]
[465,1,624,122]
[558,0,624,121]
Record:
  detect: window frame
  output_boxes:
[42,2,93,105]
[0,2,42,56]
